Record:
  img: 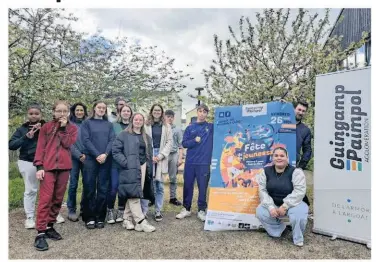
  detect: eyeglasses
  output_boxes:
[55,110,69,114]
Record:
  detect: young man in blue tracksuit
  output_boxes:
[176,104,213,222]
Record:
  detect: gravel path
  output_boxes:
[9,208,370,259]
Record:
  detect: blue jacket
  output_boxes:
[81,118,115,158]
[70,120,85,161]
[182,121,213,165]
[296,121,312,169]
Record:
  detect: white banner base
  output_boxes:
[204,210,262,231]
[312,228,371,249]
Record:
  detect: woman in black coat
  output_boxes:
[112,113,156,233]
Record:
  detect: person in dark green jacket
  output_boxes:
[106,104,133,224]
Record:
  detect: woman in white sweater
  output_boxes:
[143,104,172,222]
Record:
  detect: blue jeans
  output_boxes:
[256,202,309,244]
[107,167,126,210]
[153,180,164,213]
[67,159,84,213]
[141,199,149,215]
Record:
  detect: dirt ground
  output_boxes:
[8,170,371,259]
[8,209,370,259]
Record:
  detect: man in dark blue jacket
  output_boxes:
[176,104,213,222]
[295,101,312,170]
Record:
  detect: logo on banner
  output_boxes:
[219,111,231,118]
[330,85,370,171]
[242,103,267,117]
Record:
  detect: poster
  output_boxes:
[313,67,371,246]
[204,101,296,231]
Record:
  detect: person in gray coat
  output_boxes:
[112,113,156,232]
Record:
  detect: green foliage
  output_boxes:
[9,8,192,119]
[202,8,368,132]
[9,177,24,210]
[306,157,314,171]
[9,162,20,179]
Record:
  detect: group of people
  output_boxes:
[9,96,313,251]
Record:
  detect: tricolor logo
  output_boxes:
[346,160,362,171]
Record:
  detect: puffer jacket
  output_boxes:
[112,130,154,202]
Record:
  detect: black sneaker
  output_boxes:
[86,221,95,229]
[45,227,62,240]
[96,221,105,229]
[169,198,182,206]
[155,212,163,222]
[34,234,49,251]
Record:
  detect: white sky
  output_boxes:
[65,8,341,116]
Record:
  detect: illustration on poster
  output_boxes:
[220,123,288,188]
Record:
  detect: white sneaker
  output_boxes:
[116,210,124,223]
[122,219,135,230]
[197,210,206,222]
[24,217,35,229]
[135,220,156,232]
[295,242,304,247]
[56,213,65,224]
[176,208,191,219]
[106,209,115,224]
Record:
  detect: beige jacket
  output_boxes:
[145,123,172,181]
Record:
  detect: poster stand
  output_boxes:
[313,67,371,248]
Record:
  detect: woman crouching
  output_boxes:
[256,147,309,247]
[112,113,156,232]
